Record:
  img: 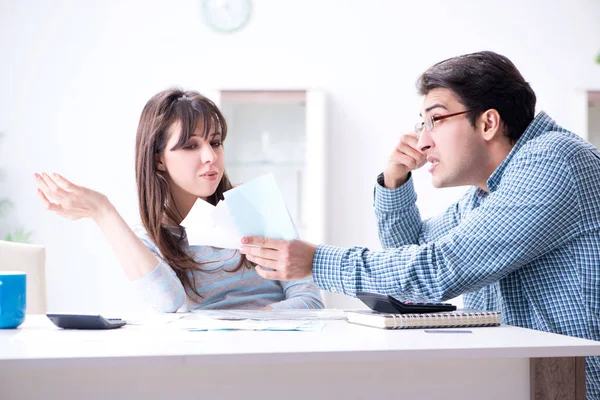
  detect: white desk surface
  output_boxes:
[1,314,600,370]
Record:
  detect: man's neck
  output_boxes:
[477,140,515,192]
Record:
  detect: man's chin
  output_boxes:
[431,176,465,189]
[431,176,444,188]
[431,177,456,189]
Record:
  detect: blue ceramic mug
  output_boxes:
[0,271,26,329]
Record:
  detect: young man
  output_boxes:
[240,51,600,396]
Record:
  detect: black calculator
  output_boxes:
[46,314,126,330]
[356,292,457,314]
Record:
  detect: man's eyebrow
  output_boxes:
[419,104,448,117]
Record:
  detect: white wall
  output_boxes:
[1,0,599,313]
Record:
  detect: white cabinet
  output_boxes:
[208,90,327,244]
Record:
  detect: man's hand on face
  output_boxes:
[383,132,427,188]
[240,237,317,281]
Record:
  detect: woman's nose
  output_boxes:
[200,144,216,163]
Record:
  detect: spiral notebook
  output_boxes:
[346,310,501,330]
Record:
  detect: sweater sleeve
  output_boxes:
[268,277,324,309]
[128,225,186,312]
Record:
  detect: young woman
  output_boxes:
[34,88,323,312]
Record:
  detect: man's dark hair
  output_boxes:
[416,51,536,143]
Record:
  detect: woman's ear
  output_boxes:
[480,109,502,141]
[156,155,167,172]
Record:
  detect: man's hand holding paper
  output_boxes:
[240,236,316,280]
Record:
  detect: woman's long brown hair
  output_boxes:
[135,88,250,300]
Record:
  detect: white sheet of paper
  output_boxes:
[180,173,297,248]
[180,198,242,249]
[190,309,348,321]
[173,314,324,331]
[224,173,298,240]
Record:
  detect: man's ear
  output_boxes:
[156,155,167,172]
[479,109,502,141]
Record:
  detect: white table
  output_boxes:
[1,315,599,400]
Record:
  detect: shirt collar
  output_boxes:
[485,111,557,193]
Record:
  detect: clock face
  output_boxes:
[202,0,252,33]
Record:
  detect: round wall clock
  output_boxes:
[202,0,252,33]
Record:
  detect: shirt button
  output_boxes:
[330,287,337,293]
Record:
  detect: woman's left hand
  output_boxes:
[34,172,111,222]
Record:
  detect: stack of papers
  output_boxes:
[181,173,298,248]
[172,313,324,332]
[191,309,347,321]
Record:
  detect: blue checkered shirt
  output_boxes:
[313,111,600,398]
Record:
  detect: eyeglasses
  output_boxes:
[415,110,479,135]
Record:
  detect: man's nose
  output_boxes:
[417,130,433,152]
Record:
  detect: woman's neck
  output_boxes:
[168,188,199,225]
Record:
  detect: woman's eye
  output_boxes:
[211,141,222,148]
[183,144,197,150]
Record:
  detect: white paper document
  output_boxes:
[173,314,324,332]
[190,309,347,321]
[180,198,242,249]
[181,173,298,248]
